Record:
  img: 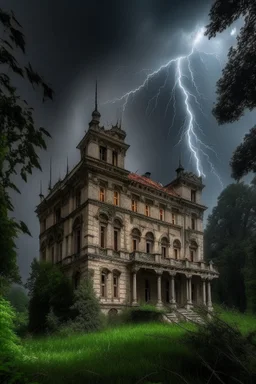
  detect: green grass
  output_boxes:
[18,308,256,384]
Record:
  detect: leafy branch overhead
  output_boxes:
[0,8,53,291]
[0,7,53,209]
[205,0,256,180]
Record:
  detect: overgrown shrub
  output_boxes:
[184,311,256,383]
[0,298,28,384]
[46,307,60,333]
[117,304,166,324]
[70,277,103,333]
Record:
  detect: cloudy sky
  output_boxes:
[3,0,255,281]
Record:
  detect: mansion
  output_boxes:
[36,89,219,317]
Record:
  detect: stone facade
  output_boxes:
[36,100,219,316]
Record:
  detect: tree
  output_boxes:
[0,8,53,292]
[5,285,28,313]
[71,277,102,333]
[205,0,256,179]
[26,259,73,334]
[204,180,256,311]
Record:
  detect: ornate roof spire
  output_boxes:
[90,79,101,124]
[176,153,184,177]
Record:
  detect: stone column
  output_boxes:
[207,279,213,311]
[132,270,138,306]
[202,278,206,306]
[186,275,192,309]
[156,270,163,308]
[169,272,176,308]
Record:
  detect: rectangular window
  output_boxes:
[113,275,118,298]
[145,205,150,217]
[162,246,166,258]
[191,217,196,230]
[174,248,178,260]
[76,229,81,253]
[113,191,119,206]
[133,239,137,251]
[191,190,196,203]
[55,208,61,223]
[112,151,118,166]
[99,187,105,202]
[114,229,118,251]
[75,189,81,208]
[172,213,176,225]
[146,242,151,254]
[59,242,63,261]
[131,199,137,212]
[99,146,107,161]
[66,236,69,256]
[42,219,46,232]
[190,250,194,262]
[42,249,46,261]
[159,209,164,221]
[51,246,54,264]
[100,226,106,248]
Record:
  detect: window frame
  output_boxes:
[99,146,107,161]
[113,190,119,206]
[99,187,105,202]
[131,199,138,212]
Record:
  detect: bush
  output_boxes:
[0,298,28,384]
[46,307,60,334]
[70,277,103,333]
[115,305,166,325]
[185,311,256,383]
[14,310,29,338]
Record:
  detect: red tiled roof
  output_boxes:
[128,173,179,197]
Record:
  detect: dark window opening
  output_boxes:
[100,226,106,248]
[114,229,118,251]
[112,151,118,166]
[75,190,81,208]
[191,190,196,203]
[55,208,61,223]
[100,146,107,161]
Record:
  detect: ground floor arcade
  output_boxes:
[131,267,213,310]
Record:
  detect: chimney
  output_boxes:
[144,172,151,178]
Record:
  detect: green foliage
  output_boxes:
[26,259,74,334]
[0,297,26,384]
[70,277,103,333]
[205,1,256,179]
[204,180,256,312]
[0,7,53,291]
[185,312,256,384]
[46,307,60,334]
[5,284,28,313]
[243,238,256,314]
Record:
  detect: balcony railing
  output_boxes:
[129,251,218,274]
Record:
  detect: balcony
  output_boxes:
[129,251,218,274]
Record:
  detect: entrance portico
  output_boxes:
[131,265,214,310]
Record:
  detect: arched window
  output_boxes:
[145,232,154,254]
[101,269,109,298]
[99,213,108,248]
[173,239,181,259]
[113,218,122,252]
[41,241,47,262]
[73,271,80,290]
[189,240,198,262]
[161,237,169,258]
[112,269,120,298]
[48,236,55,264]
[73,217,82,255]
[131,228,141,252]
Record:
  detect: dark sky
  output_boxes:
[3,0,255,282]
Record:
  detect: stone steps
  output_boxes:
[164,312,179,323]
[175,308,204,324]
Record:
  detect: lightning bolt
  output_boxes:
[103,27,223,189]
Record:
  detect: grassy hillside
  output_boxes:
[18,308,256,384]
